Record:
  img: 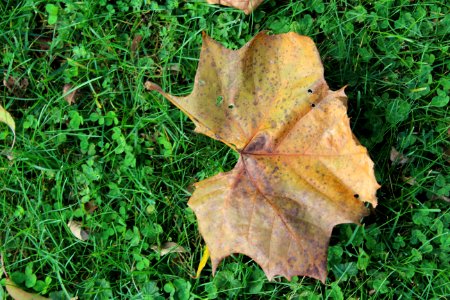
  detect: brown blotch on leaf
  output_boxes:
[245,134,269,153]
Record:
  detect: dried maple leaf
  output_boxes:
[145,32,380,282]
[206,0,263,14]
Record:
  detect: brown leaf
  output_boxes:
[3,75,29,95]
[5,278,49,300]
[444,147,450,163]
[63,84,77,105]
[67,220,89,241]
[390,147,408,165]
[33,37,52,51]
[206,0,264,14]
[437,195,450,203]
[131,34,143,53]
[402,176,417,186]
[84,200,98,214]
[151,242,186,256]
[146,32,380,282]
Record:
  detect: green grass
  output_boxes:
[1,0,449,299]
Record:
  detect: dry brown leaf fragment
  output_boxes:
[131,34,143,53]
[151,242,186,256]
[84,200,98,214]
[67,220,89,241]
[3,75,29,95]
[5,278,49,300]
[402,176,417,186]
[206,0,263,14]
[146,32,380,282]
[33,37,52,51]
[437,195,450,203]
[390,147,408,165]
[63,84,77,105]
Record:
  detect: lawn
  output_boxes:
[0,0,449,299]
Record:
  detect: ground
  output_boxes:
[0,0,449,299]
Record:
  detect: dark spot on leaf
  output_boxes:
[308,89,313,94]
[311,103,316,108]
[287,207,299,217]
[271,166,279,174]
[245,134,268,152]
[228,104,234,109]
[354,194,359,199]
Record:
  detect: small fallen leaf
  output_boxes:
[402,176,417,186]
[63,84,77,105]
[33,37,52,51]
[437,195,450,203]
[390,147,408,165]
[168,63,181,73]
[444,148,450,163]
[67,220,89,241]
[151,242,186,256]
[0,104,16,149]
[3,76,29,95]
[83,200,98,214]
[3,76,14,91]
[131,34,143,53]
[5,278,49,300]
[206,0,264,14]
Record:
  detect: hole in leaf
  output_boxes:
[354,194,359,199]
[228,104,234,109]
[216,96,223,106]
[311,103,316,108]
[307,89,313,94]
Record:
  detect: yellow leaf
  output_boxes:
[0,104,15,149]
